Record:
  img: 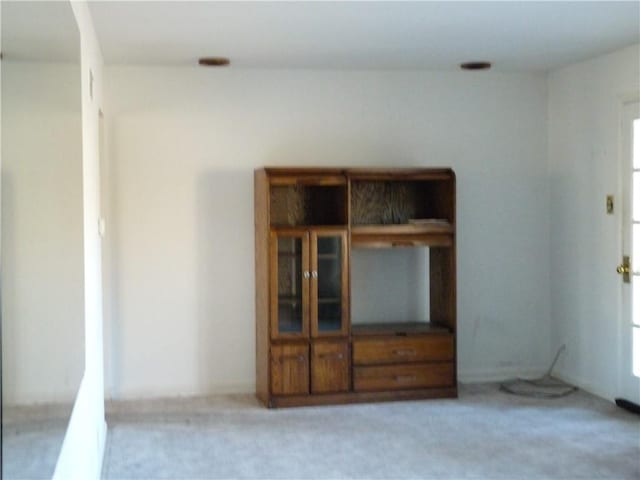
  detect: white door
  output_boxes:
[619,100,640,403]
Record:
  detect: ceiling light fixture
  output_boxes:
[460,61,492,71]
[198,56,230,67]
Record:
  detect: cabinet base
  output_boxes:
[261,387,458,408]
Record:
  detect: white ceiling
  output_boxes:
[87,1,640,71]
[2,1,80,63]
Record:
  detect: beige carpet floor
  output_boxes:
[2,403,73,480]
[100,384,640,480]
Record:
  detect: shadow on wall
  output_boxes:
[196,168,256,394]
[263,138,422,169]
[1,173,16,399]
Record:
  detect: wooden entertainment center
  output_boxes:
[254,167,456,408]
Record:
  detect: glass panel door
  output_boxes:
[620,101,640,403]
[311,230,348,337]
[631,117,640,377]
[271,231,309,338]
[630,118,640,376]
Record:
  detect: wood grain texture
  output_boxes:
[269,230,310,340]
[311,341,350,394]
[351,322,451,336]
[268,387,457,408]
[430,248,456,330]
[310,229,349,338]
[354,363,455,392]
[351,224,453,235]
[270,344,309,396]
[346,168,454,182]
[254,169,270,404]
[256,167,457,408]
[264,167,345,181]
[351,232,452,248]
[269,174,346,186]
[353,336,454,365]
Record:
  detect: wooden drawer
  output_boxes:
[354,363,455,392]
[270,344,309,396]
[352,335,454,365]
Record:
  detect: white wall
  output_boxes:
[351,248,429,325]
[1,0,4,428]
[548,44,640,400]
[105,67,550,398]
[1,62,84,405]
[53,2,106,479]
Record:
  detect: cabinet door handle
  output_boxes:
[311,271,318,279]
[303,271,310,279]
[392,348,416,357]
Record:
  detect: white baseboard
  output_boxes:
[458,366,548,384]
[550,370,614,403]
[105,382,255,401]
[206,382,255,395]
[97,419,108,479]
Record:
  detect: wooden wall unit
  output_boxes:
[255,167,457,407]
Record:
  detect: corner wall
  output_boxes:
[105,67,550,398]
[548,44,640,400]
[53,2,106,479]
[1,61,84,405]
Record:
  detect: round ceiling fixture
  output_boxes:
[460,61,492,71]
[198,56,230,67]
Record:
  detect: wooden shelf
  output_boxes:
[346,168,454,181]
[351,322,452,337]
[351,224,453,248]
[351,223,453,235]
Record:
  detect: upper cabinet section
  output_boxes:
[266,169,347,227]
[348,169,456,248]
[256,167,455,247]
[349,169,455,225]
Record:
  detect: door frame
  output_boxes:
[618,98,640,402]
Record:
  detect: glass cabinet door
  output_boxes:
[271,231,309,339]
[311,230,349,337]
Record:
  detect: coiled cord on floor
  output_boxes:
[499,345,578,398]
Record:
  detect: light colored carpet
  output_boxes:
[102,384,640,480]
[2,403,73,480]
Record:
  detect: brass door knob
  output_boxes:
[617,264,630,274]
[617,256,631,283]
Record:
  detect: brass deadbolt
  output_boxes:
[617,264,630,274]
[617,255,631,283]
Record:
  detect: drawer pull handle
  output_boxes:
[318,353,344,360]
[392,348,416,357]
[394,375,417,382]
